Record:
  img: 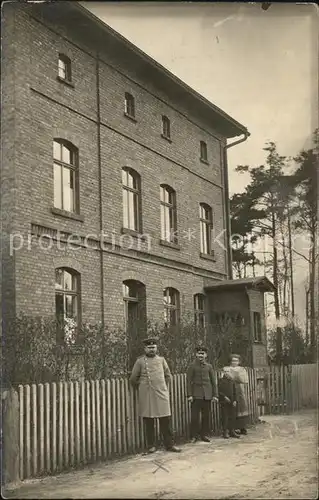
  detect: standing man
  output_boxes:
[186,346,218,443]
[130,337,181,454]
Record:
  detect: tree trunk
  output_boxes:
[287,208,295,317]
[271,204,282,361]
[309,236,316,361]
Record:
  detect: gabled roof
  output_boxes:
[29,1,249,139]
[204,276,276,293]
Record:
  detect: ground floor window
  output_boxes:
[163,287,180,327]
[123,280,147,368]
[55,267,80,345]
[194,293,206,329]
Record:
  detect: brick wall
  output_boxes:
[1,5,18,326]
[2,3,233,334]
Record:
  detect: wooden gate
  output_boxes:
[265,364,317,415]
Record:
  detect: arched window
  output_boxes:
[55,267,80,344]
[160,184,177,243]
[123,280,147,367]
[200,140,208,162]
[199,203,213,255]
[122,168,141,232]
[58,53,72,82]
[163,287,180,326]
[53,139,79,213]
[194,293,206,328]
[161,115,171,139]
[124,92,135,119]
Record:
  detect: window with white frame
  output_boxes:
[194,293,206,328]
[122,167,141,232]
[199,203,213,255]
[53,139,78,213]
[124,92,135,118]
[160,184,177,243]
[58,54,72,82]
[55,267,80,345]
[163,287,180,327]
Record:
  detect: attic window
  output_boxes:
[58,54,72,83]
[200,141,208,163]
[161,115,171,140]
[124,92,135,119]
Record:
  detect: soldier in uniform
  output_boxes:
[186,346,218,443]
[129,337,181,454]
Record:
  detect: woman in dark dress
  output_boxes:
[218,369,240,439]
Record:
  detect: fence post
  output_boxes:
[2,387,20,485]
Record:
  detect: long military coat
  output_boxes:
[130,355,172,418]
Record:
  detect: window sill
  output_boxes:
[56,76,75,88]
[161,134,172,143]
[253,340,264,345]
[121,227,148,240]
[200,252,216,262]
[124,112,137,123]
[51,207,84,222]
[160,239,180,250]
[200,158,210,165]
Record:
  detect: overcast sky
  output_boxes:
[83,2,318,325]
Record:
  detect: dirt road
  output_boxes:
[4,410,318,499]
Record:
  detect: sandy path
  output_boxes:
[4,410,318,499]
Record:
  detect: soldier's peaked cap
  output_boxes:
[195,345,208,352]
[142,337,158,346]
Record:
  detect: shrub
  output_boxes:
[2,312,250,386]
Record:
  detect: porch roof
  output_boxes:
[204,276,276,293]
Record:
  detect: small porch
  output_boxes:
[204,276,275,368]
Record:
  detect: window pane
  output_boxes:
[54,163,62,209]
[165,206,171,241]
[160,204,166,239]
[169,208,175,241]
[62,145,71,164]
[205,223,211,253]
[199,313,205,328]
[133,192,139,230]
[65,294,77,318]
[63,270,72,291]
[62,168,74,212]
[58,60,66,79]
[122,169,127,185]
[53,141,61,161]
[200,220,206,253]
[123,282,138,299]
[122,189,129,228]
[55,269,63,290]
[128,190,136,230]
[170,309,177,326]
[55,293,64,320]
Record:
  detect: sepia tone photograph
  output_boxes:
[1,1,318,499]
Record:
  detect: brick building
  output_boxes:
[1,2,273,367]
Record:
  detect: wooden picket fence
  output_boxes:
[265,364,317,414]
[16,369,258,480]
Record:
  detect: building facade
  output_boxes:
[1,2,271,366]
